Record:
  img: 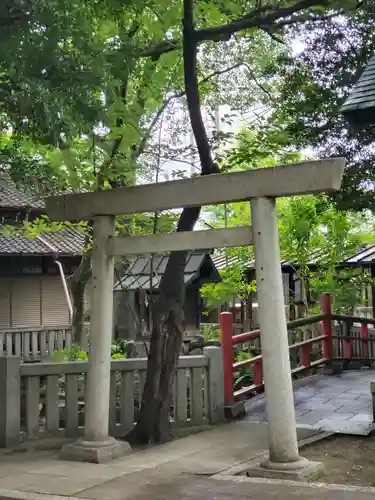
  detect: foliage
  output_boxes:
[200,323,220,343]
[52,344,88,362]
[202,129,375,312]
[111,352,127,360]
[233,349,253,391]
[263,2,375,211]
[111,339,133,357]
[201,266,256,310]
[311,268,373,314]
[52,342,130,362]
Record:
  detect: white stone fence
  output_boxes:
[0,326,72,359]
[0,346,224,448]
[0,325,93,359]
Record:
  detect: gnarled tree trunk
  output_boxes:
[126,0,219,444]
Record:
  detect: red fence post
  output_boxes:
[321,293,332,362]
[300,344,311,368]
[252,358,262,387]
[220,312,234,407]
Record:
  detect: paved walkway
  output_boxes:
[245,371,375,435]
[0,421,374,499]
[0,371,375,500]
[123,475,375,500]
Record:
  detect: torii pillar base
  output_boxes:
[245,457,324,481]
[60,437,131,464]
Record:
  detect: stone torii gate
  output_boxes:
[46,158,344,471]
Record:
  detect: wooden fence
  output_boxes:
[0,346,224,447]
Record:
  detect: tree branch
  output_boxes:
[132,62,243,161]
[136,41,181,58]
[183,0,218,176]
[195,0,327,41]
[136,0,329,58]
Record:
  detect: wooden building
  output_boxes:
[0,174,85,328]
[341,53,375,125]
[113,252,221,339]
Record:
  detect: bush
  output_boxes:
[52,342,129,362]
[233,348,253,391]
[200,324,220,343]
[52,344,88,362]
[111,339,132,357]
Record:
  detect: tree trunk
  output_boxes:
[126,207,200,443]
[69,253,91,348]
[125,0,219,444]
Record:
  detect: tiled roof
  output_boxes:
[114,252,219,291]
[0,227,85,256]
[0,173,44,210]
[341,53,375,124]
[341,245,375,265]
[212,249,328,271]
[0,174,85,255]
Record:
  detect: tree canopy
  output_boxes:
[261,1,375,210]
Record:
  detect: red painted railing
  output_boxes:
[330,314,374,365]
[220,294,334,406]
[220,293,375,406]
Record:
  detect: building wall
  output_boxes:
[0,275,71,328]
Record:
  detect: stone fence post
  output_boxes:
[203,346,224,424]
[0,357,21,448]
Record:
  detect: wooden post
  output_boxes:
[59,216,130,463]
[300,344,311,369]
[252,358,262,387]
[321,294,332,362]
[220,312,234,407]
[371,265,375,318]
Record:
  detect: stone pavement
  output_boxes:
[0,423,319,499]
[245,371,375,435]
[121,474,375,500]
[0,421,374,500]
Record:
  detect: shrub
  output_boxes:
[52,342,128,362]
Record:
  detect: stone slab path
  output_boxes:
[0,423,318,500]
[0,420,374,500]
[119,475,375,500]
[245,371,375,435]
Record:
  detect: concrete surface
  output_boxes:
[113,475,375,500]
[0,423,319,499]
[0,420,374,500]
[245,371,375,435]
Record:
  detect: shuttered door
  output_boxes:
[41,276,70,326]
[11,277,41,327]
[0,279,10,328]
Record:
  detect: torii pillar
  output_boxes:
[249,197,320,478]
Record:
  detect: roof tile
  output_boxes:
[0,173,44,209]
[341,53,375,124]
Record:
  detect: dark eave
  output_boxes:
[341,53,375,125]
